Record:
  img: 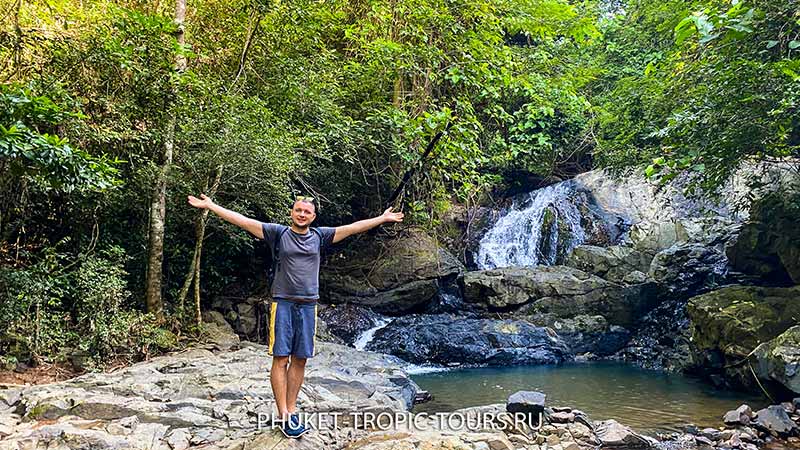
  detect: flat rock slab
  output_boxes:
[0,341,418,450]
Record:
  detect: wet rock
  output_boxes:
[724,404,754,426]
[699,428,721,440]
[612,298,693,371]
[527,314,631,356]
[754,405,798,436]
[318,303,384,345]
[648,243,728,299]
[367,314,570,366]
[321,230,464,314]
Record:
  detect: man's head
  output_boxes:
[290,196,317,230]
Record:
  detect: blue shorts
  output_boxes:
[268,299,318,359]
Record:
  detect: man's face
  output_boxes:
[290,200,316,229]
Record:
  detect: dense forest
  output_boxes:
[1,0,797,370]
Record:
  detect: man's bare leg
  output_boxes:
[270,356,290,419]
[285,357,307,415]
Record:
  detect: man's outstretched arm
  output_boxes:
[333,207,404,244]
[188,194,264,239]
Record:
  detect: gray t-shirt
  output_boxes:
[261,223,336,300]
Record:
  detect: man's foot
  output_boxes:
[280,413,309,439]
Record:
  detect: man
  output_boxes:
[187,193,403,437]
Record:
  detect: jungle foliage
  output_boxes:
[0,0,796,367]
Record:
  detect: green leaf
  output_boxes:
[789,41,800,50]
[766,40,779,49]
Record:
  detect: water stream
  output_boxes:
[476,181,590,269]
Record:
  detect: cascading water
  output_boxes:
[476,180,589,269]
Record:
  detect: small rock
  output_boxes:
[699,428,720,440]
[552,406,572,413]
[781,402,796,414]
[596,419,654,448]
[724,404,753,426]
[695,436,714,450]
[508,434,531,445]
[720,429,736,440]
[563,442,581,450]
[190,427,226,445]
[546,434,561,446]
[486,436,514,450]
[165,428,191,450]
[506,391,546,417]
[0,389,22,407]
[550,412,575,423]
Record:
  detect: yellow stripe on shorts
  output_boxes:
[313,304,318,357]
[268,302,277,355]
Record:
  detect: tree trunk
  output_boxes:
[176,167,221,325]
[144,0,187,322]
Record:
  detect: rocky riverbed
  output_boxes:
[2,328,800,450]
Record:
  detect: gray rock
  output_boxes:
[0,341,419,450]
[595,419,655,448]
[648,243,728,298]
[754,405,798,435]
[724,404,753,426]
[528,314,631,357]
[461,266,658,327]
[164,428,191,450]
[367,314,570,366]
[0,389,21,407]
[507,391,546,417]
[565,245,652,284]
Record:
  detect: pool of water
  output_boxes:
[411,362,768,434]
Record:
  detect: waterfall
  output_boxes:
[476,180,589,269]
[353,319,391,351]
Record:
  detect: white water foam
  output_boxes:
[476,181,587,269]
[353,319,391,351]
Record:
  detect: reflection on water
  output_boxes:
[411,362,768,433]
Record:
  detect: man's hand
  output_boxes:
[381,207,404,223]
[188,194,215,209]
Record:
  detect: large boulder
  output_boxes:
[688,285,800,359]
[687,285,800,390]
[647,243,728,298]
[525,314,631,356]
[366,314,571,366]
[727,191,800,285]
[612,299,694,371]
[321,230,464,314]
[565,245,652,284]
[460,266,659,327]
[753,325,800,394]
